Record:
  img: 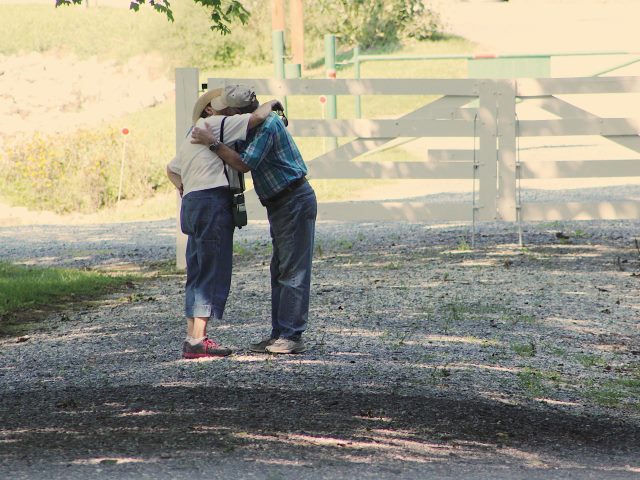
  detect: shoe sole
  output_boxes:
[249,347,268,353]
[182,352,231,359]
[265,346,307,354]
[249,340,277,353]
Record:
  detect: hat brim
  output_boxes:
[210,95,228,112]
[191,88,223,125]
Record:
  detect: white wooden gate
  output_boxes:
[174,70,640,266]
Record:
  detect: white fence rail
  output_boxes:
[174,70,640,265]
[514,76,640,221]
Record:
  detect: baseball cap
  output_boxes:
[210,84,257,111]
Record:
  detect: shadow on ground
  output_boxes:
[1,384,638,476]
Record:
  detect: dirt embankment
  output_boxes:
[0,51,173,142]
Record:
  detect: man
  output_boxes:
[191,96,317,355]
[167,85,282,359]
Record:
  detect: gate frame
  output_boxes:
[174,71,640,267]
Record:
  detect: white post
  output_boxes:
[477,80,498,221]
[116,130,128,205]
[175,68,199,270]
[496,79,517,221]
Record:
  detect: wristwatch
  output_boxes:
[208,140,221,152]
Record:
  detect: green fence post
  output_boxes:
[272,30,286,78]
[272,30,287,110]
[324,34,338,150]
[354,46,362,119]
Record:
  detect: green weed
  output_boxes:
[583,377,640,408]
[517,368,547,397]
[383,262,402,270]
[584,386,625,407]
[575,353,607,368]
[455,238,472,251]
[503,312,537,327]
[512,341,537,357]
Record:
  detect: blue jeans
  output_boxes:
[266,181,317,339]
[180,187,234,319]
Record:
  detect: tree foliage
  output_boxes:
[55,0,249,35]
[311,0,442,49]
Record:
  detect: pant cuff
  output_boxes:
[186,304,212,318]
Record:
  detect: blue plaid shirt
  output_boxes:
[239,113,307,200]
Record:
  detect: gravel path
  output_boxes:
[1,219,640,479]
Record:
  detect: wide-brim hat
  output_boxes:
[191,88,223,125]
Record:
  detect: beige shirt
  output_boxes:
[168,114,250,196]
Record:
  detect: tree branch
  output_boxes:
[55,0,249,34]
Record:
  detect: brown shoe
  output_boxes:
[249,337,277,353]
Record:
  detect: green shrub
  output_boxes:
[308,0,443,50]
[161,0,272,70]
[1,127,171,213]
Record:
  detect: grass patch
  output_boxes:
[0,261,136,336]
[516,367,562,398]
[517,368,546,397]
[584,385,627,408]
[232,239,271,258]
[583,377,640,408]
[512,341,537,358]
[575,353,607,368]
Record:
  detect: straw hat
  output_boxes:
[191,88,223,125]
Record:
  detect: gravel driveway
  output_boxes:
[1,219,639,479]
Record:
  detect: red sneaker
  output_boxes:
[182,338,232,359]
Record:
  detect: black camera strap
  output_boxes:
[219,116,245,193]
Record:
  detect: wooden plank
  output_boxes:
[244,193,267,221]
[413,96,477,120]
[174,68,199,270]
[520,159,640,178]
[532,96,599,119]
[536,95,640,155]
[521,201,640,221]
[306,96,477,168]
[428,149,474,162]
[397,95,475,120]
[448,108,479,121]
[497,80,517,221]
[309,138,394,165]
[289,119,475,138]
[308,160,473,179]
[477,81,497,221]
[208,78,482,96]
[518,118,640,136]
[176,68,199,149]
[516,76,640,96]
[243,194,473,222]
[317,201,473,222]
[607,135,640,154]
